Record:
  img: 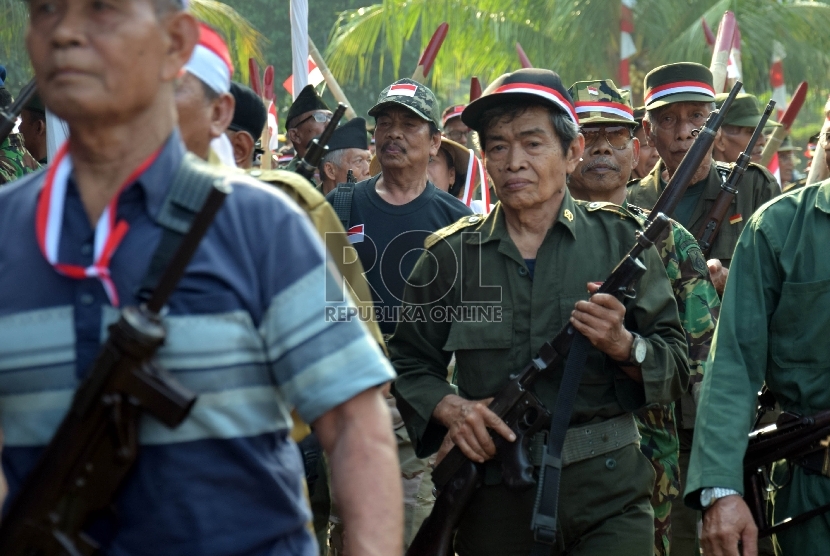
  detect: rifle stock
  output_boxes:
[0,78,37,145]
[0,178,231,556]
[696,100,774,258]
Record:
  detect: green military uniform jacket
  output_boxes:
[627,160,779,265]
[685,180,830,507]
[0,133,40,185]
[390,192,690,458]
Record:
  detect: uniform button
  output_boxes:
[80,293,95,306]
[605,458,617,470]
[517,267,528,277]
[80,243,93,256]
[468,216,481,223]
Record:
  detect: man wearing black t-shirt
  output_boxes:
[326,78,471,551]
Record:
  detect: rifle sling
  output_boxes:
[529,332,592,553]
[332,181,357,232]
[137,154,222,303]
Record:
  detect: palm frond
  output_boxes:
[189,0,265,82]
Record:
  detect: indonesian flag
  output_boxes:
[770,41,788,121]
[618,0,637,89]
[726,24,742,89]
[389,83,418,97]
[768,151,782,189]
[267,101,280,152]
[282,57,324,96]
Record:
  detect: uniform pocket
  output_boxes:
[770,278,830,369]
[442,306,513,352]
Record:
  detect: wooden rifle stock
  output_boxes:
[406,214,672,556]
[696,100,774,258]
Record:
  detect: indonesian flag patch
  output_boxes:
[729,214,743,225]
[587,86,599,95]
[347,224,365,243]
[389,83,418,97]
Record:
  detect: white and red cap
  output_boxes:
[184,23,233,94]
[441,104,466,127]
[461,68,578,131]
[643,62,716,110]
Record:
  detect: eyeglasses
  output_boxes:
[580,126,634,150]
[818,131,830,147]
[291,111,332,129]
[446,129,470,142]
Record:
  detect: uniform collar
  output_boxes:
[642,158,722,199]
[816,179,830,214]
[465,188,579,246]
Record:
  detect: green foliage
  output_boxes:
[0,0,33,94]
[190,0,265,83]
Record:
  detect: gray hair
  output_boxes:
[475,102,579,155]
[318,148,346,177]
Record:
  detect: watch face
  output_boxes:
[634,338,647,363]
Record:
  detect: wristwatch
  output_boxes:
[626,332,647,366]
[700,487,741,509]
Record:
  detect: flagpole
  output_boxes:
[290,0,309,100]
[308,38,358,120]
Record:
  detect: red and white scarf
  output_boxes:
[460,148,491,214]
[35,143,160,307]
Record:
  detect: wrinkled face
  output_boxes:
[443,117,470,147]
[26,0,176,125]
[483,105,583,211]
[570,123,638,197]
[646,101,713,174]
[175,72,214,158]
[718,124,767,164]
[288,110,331,156]
[427,147,455,192]
[336,147,371,183]
[374,106,439,173]
[633,125,659,179]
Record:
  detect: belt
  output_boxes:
[527,414,640,469]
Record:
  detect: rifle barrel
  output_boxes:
[0,78,38,144]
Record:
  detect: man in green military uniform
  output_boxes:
[685,181,830,556]
[390,68,690,556]
[712,92,781,165]
[627,63,779,297]
[0,67,41,185]
[568,78,720,556]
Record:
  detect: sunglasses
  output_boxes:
[291,111,333,129]
[580,125,634,150]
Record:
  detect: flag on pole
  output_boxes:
[618,0,637,89]
[770,41,788,121]
[282,57,324,96]
[726,23,742,88]
[290,0,309,100]
[267,101,280,152]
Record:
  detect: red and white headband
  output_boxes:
[575,101,634,122]
[184,23,233,94]
[644,81,715,106]
[442,105,466,127]
[492,83,578,127]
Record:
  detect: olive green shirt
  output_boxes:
[685,180,830,507]
[627,160,779,265]
[390,193,690,458]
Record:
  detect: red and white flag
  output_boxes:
[618,0,637,89]
[347,224,365,244]
[768,152,782,189]
[726,24,743,89]
[770,41,788,120]
[282,57,324,96]
[389,83,418,97]
[267,101,280,152]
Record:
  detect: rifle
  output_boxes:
[0,177,231,556]
[346,169,355,184]
[293,103,347,180]
[696,100,774,258]
[407,213,671,556]
[744,409,830,537]
[407,82,742,556]
[0,78,37,145]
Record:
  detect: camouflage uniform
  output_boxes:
[0,133,40,185]
[627,203,720,556]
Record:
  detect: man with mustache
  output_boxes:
[627,63,779,297]
[0,1,402,555]
[568,79,720,556]
[713,92,781,165]
[326,78,471,551]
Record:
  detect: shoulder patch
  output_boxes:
[584,201,634,219]
[248,168,325,211]
[424,215,481,249]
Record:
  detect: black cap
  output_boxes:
[229,82,267,139]
[26,92,45,114]
[462,68,577,132]
[328,117,369,152]
[285,84,329,131]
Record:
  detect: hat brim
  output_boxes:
[577,115,637,127]
[368,99,433,126]
[645,92,716,110]
[726,115,782,128]
[462,92,574,132]
[440,138,471,171]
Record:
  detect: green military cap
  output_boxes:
[643,62,716,110]
[777,135,799,152]
[368,78,441,129]
[25,92,45,114]
[714,92,781,129]
[568,79,636,126]
[633,106,645,124]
